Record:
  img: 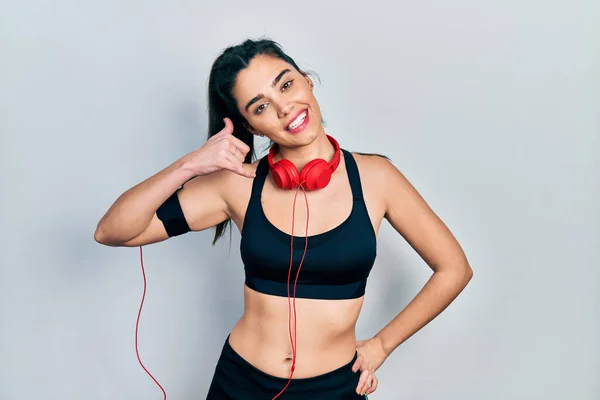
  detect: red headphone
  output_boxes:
[268,134,341,191]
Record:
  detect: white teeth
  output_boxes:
[287,111,307,130]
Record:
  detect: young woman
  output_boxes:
[95,38,473,399]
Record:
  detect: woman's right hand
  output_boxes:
[186,117,256,178]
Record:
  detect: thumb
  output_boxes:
[222,117,234,135]
[352,356,363,373]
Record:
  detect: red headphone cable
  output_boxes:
[271,184,310,400]
[137,246,168,400]
[135,184,310,400]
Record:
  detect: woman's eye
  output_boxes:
[282,80,293,90]
[254,104,267,115]
[254,80,293,115]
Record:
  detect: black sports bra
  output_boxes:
[240,149,377,300]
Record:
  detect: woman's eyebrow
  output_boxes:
[244,69,292,111]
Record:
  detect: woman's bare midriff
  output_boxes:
[228,284,364,378]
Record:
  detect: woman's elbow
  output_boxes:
[94,225,120,247]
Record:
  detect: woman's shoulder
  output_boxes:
[347,150,411,202]
[348,151,396,180]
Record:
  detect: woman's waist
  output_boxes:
[229,313,358,379]
[214,332,360,398]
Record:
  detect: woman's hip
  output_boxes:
[207,335,366,400]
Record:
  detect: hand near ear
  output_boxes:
[184,118,255,178]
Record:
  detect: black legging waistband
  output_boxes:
[209,335,363,399]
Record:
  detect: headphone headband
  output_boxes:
[267,134,342,191]
[267,134,341,172]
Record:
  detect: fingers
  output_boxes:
[230,137,251,155]
[367,374,378,395]
[356,367,373,395]
[229,144,245,163]
[214,129,249,160]
[220,133,251,156]
[212,118,251,155]
[353,356,377,396]
[223,152,255,178]
[204,117,254,178]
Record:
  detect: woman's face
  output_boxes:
[233,54,323,146]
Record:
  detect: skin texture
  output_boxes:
[95,54,473,396]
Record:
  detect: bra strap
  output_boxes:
[250,155,270,198]
[341,149,364,201]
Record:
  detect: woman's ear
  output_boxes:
[303,73,314,89]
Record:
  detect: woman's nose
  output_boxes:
[276,101,294,118]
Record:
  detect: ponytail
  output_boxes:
[207,66,256,245]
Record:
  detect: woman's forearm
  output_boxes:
[94,156,196,245]
[374,267,473,356]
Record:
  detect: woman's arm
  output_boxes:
[373,156,474,355]
[94,157,196,247]
[352,154,473,395]
[94,118,254,247]
[94,160,236,247]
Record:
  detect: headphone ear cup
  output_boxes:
[272,159,300,190]
[300,159,332,191]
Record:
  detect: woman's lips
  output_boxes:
[286,110,309,134]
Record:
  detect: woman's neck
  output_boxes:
[276,129,336,171]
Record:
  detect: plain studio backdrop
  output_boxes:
[1,0,598,399]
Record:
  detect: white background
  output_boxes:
[1,0,598,399]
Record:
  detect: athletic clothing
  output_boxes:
[206,336,366,400]
[206,149,376,398]
[240,149,377,300]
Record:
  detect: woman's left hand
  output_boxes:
[352,336,388,396]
